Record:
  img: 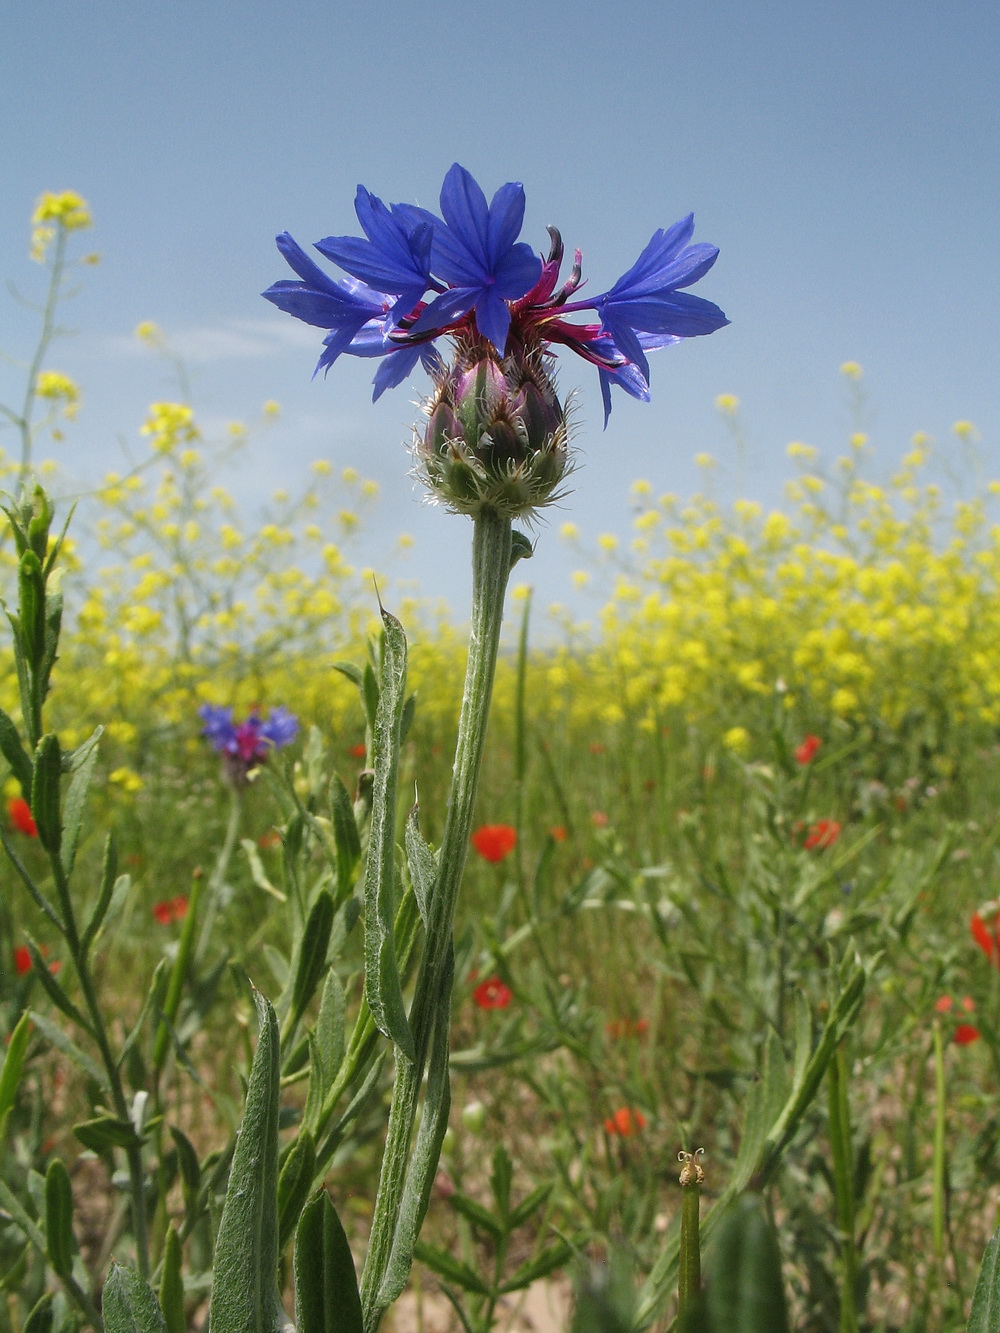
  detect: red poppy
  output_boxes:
[590,811,609,829]
[606,1017,650,1040]
[152,895,189,925]
[472,976,512,1010]
[972,911,1000,964]
[348,742,366,760]
[935,995,954,1013]
[795,734,822,765]
[549,825,567,843]
[14,945,31,976]
[471,825,516,863]
[8,797,37,838]
[955,1024,981,1045]
[257,829,281,849]
[803,819,841,850]
[603,1107,647,1137]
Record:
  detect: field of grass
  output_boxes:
[4,194,1000,1333]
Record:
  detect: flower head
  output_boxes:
[472,976,512,1009]
[795,734,822,765]
[14,945,32,976]
[8,797,37,838]
[803,818,841,850]
[152,896,189,926]
[471,824,517,863]
[199,704,299,785]
[263,165,727,452]
[603,1106,647,1137]
[954,1024,981,1046]
[972,910,1000,965]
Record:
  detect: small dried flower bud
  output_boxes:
[678,1148,705,1187]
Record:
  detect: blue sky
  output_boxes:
[2,0,998,616]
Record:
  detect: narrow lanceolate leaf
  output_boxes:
[278,1130,317,1252]
[499,1240,574,1294]
[290,890,335,1029]
[73,1114,143,1154]
[377,982,453,1309]
[60,726,102,875]
[363,607,415,1061]
[968,1225,1000,1333]
[103,1263,168,1333]
[81,834,119,955]
[160,1225,186,1333]
[329,773,362,900]
[209,991,288,1333]
[43,1158,76,1279]
[0,1011,32,1134]
[294,1192,364,1333]
[705,1194,790,1333]
[404,806,436,927]
[22,1293,54,1333]
[27,946,93,1036]
[411,1243,490,1296]
[28,1010,106,1089]
[18,550,46,667]
[303,971,346,1135]
[31,734,62,854]
[0,706,32,794]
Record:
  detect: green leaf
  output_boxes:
[43,1158,75,1279]
[170,1125,202,1213]
[28,1009,106,1088]
[61,725,101,873]
[304,971,346,1135]
[448,1192,503,1241]
[278,1130,317,1252]
[705,1194,790,1333]
[21,1293,54,1333]
[508,1181,554,1231]
[81,834,119,954]
[73,1114,144,1154]
[103,1263,168,1333]
[968,1225,1000,1333]
[500,1239,573,1293]
[30,734,61,853]
[362,660,379,731]
[490,1144,514,1221]
[0,1011,32,1131]
[363,606,415,1061]
[209,990,287,1333]
[26,945,93,1036]
[294,1191,363,1333]
[39,588,62,700]
[509,528,534,570]
[0,706,32,794]
[332,660,363,688]
[412,1242,490,1296]
[160,1225,186,1333]
[404,806,436,928]
[18,550,46,666]
[329,772,362,899]
[290,890,335,1028]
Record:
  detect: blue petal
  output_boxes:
[609,217,695,294]
[473,289,512,355]
[274,232,343,292]
[410,285,479,336]
[371,346,423,400]
[492,242,543,301]
[439,163,490,271]
[485,181,526,266]
[607,292,729,337]
[262,282,374,330]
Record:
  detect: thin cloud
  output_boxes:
[98,317,319,363]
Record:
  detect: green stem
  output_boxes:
[512,588,531,898]
[18,226,68,476]
[677,1175,702,1319]
[360,507,512,1333]
[828,1044,858,1333]
[194,786,243,966]
[152,868,206,1076]
[932,1018,947,1262]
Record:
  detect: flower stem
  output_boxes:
[360,506,512,1333]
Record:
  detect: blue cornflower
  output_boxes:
[314,186,434,321]
[262,234,390,375]
[591,215,727,384]
[407,164,542,355]
[199,704,299,785]
[263,165,727,426]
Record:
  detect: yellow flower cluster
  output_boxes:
[35,371,80,420]
[30,190,92,261]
